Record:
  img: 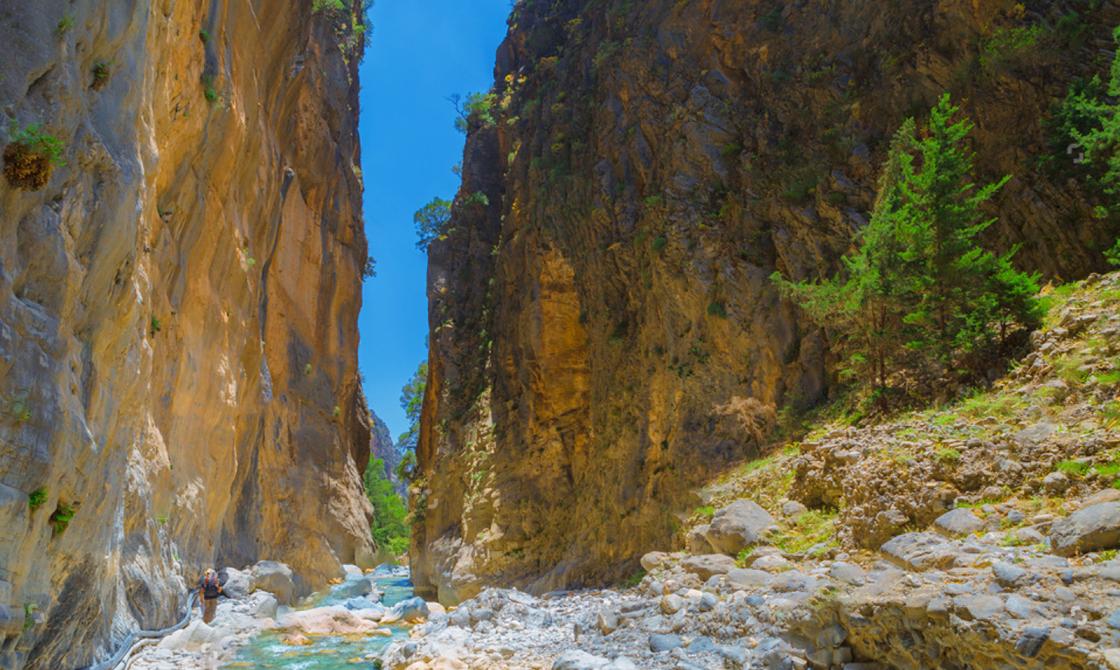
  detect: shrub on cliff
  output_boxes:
[773,95,1041,403]
[414,198,452,249]
[3,122,65,190]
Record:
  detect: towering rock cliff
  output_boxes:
[413,0,1120,603]
[0,2,373,668]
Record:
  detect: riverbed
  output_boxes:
[220,567,415,669]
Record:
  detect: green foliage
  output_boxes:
[396,361,427,455]
[707,301,728,318]
[362,255,377,280]
[364,457,410,556]
[312,0,346,13]
[413,197,452,250]
[452,92,498,133]
[694,505,715,519]
[150,316,161,336]
[978,25,1042,74]
[92,60,111,89]
[772,95,1041,401]
[935,447,961,463]
[56,16,74,37]
[201,74,219,104]
[198,28,210,44]
[1047,26,1120,213]
[49,502,76,536]
[651,235,668,252]
[620,569,646,589]
[8,123,66,166]
[1107,239,1120,266]
[464,191,490,208]
[593,40,621,70]
[28,487,47,511]
[22,603,36,631]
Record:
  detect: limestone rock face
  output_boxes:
[413,1,1120,602]
[0,2,374,668]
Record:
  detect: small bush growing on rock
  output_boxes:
[362,255,377,280]
[3,123,65,190]
[935,447,961,463]
[91,60,111,90]
[651,235,668,252]
[413,197,452,250]
[49,502,77,536]
[707,301,728,318]
[201,75,219,104]
[55,16,74,37]
[150,316,161,336]
[28,487,47,511]
[312,0,345,14]
[198,28,210,44]
[451,92,498,133]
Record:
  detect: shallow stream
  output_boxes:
[221,567,414,670]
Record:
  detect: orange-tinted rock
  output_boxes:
[0,2,373,668]
[413,1,1120,602]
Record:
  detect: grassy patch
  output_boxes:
[28,487,47,511]
[736,546,755,567]
[694,505,715,519]
[620,569,646,588]
[773,509,838,556]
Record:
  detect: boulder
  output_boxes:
[219,567,250,599]
[384,596,430,623]
[660,594,685,614]
[553,650,610,670]
[726,568,771,589]
[704,501,775,555]
[933,508,983,536]
[781,500,808,518]
[249,561,295,605]
[649,633,684,652]
[991,561,1029,588]
[1050,503,1120,557]
[250,592,279,620]
[639,552,669,571]
[681,554,737,580]
[277,605,391,636]
[880,532,961,571]
[596,608,619,635]
[686,525,714,554]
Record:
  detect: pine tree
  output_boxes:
[772,120,920,396]
[773,95,1040,402]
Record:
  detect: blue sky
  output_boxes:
[357,1,510,440]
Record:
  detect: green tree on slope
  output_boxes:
[364,457,410,556]
[773,94,1040,401]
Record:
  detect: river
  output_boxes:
[220,567,415,670]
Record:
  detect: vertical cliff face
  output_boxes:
[413,0,1120,603]
[0,1,373,668]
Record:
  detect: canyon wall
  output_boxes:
[413,0,1120,603]
[0,1,374,668]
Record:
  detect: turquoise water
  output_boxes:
[222,569,414,670]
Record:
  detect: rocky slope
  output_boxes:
[0,2,374,668]
[388,271,1120,669]
[414,0,1120,602]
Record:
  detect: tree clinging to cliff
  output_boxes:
[773,94,1041,402]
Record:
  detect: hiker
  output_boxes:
[197,568,223,623]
